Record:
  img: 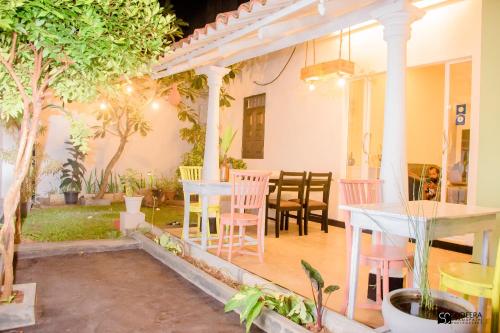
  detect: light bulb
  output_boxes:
[308,83,316,91]
[99,102,108,110]
[125,85,133,94]
[337,77,346,87]
[151,101,160,110]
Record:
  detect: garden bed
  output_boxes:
[134,223,375,333]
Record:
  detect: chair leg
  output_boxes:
[285,212,290,230]
[298,208,303,236]
[322,209,328,233]
[228,224,235,262]
[275,209,280,238]
[240,226,245,250]
[383,261,390,298]
[217,222,225,257]
[280,212,285,230]
[304,208,309,235]
[265,198,269,236]
[257,221,263,263]
[376,264,382,305]
[492,293,499,333]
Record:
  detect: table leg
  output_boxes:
[183,190,191,241]
[201,195,209,251]
[478,229,490,328]
[347,226,361,320]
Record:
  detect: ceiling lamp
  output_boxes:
[301,28,354,89]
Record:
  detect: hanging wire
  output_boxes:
[253,46,297,86]
[348,26,351,61]
[338,29,343,60]
[304,41,308,67]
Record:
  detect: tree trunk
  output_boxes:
[95,137,127,199]
[0,98,41,300]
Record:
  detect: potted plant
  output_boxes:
[301,260,339,333]
[120,169,143,213]
[60,141,86,204]
[375,180,477,333]
[219,126,237,182]
[159,175,178,201]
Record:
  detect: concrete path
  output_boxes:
[11,250,261,333]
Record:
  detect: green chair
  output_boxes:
[439,239,500,333]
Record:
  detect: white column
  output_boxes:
[374,2,423,203]
[196,66,231,181]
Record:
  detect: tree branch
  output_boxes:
[0,55,30,104]
[8,32,17,65]
[39,60,72,94]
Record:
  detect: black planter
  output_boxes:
[64,191,80,204]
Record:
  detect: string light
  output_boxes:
[337,77,346,87]
[99,102,108,110]
[151,101,160,110]
[125,85,133,94]
[308,83,316,91]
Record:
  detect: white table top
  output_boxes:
[339,200,500,221]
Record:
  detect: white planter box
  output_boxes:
[0,283,36,331]
[124,196,143,213]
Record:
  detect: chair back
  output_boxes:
[276,171,307,204]
[179,166,202,181]
[230,170,271,213]
[494,238,500,292]
[305,172,333,205]
[339,179,382,206]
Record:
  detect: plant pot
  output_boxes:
[164,190,176,201]
[220,161,230,182]
[152,189,163,201]
[20,200,31,218]
[63,191,80,205]
[124,196,143,213]
[382,288,477,333]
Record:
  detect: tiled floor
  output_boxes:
[170,221,474,329]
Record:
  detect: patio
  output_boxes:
[14,250,262,332]
[168,219,472,328]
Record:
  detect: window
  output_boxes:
[242,94,265,159]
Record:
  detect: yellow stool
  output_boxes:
[439,240,500,333]
[179,166,221,243]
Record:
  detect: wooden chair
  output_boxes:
[339,179,413,312]
[266,171,306,237]
[439,240,500,333]
[289,172,332,235]
[179,166,220,242]
[217,170,271,263]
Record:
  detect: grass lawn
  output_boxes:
[22,203,185,242]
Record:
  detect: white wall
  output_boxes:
[37,99,190,196]
[220,0,481,220]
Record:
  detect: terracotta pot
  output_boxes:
[382,288,477,333]
[220,161,230,182]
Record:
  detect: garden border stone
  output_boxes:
[133,224,375,333]
[14,238,140,259]
[0,283,36,331]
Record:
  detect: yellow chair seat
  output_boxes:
[189,202,220,213]
[440,262,495,291]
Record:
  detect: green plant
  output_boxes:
[154,234,183,255]
[227,157,247,170]
[301,260,339,332]
[120,169,141,197]
[158,175,179,192]
[225,285,315,333]
[220,126,237,161]
[60,142,86,193]
[0,0,180,300]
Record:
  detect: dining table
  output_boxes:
[182,179,275,251]
[339,200,500,320]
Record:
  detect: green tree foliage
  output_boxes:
[0,0,179,300]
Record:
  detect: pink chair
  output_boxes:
[339,179,413,312]
[217,170,271,263]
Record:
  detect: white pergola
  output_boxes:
[153,0,425,204]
